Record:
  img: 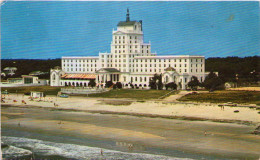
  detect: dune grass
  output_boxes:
[88,89,176,100]
[178,90,260,105]
[1,86,62,95]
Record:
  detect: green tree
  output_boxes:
[188,76,200,90]
[203,72,223,91]
[158,74,163,90]
[149,74,162,90]
[165,82,177,90]
[89,79,96,88]
[115,82,122,89]
[105,81,114,88]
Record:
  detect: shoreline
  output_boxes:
[2,104,257,126]
[2,105,260,160]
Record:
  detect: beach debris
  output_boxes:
[13,100,17,102]
[128,144,134,151]
[22,100,27,104]
[234,110,239,113]
[204,131,207,136]
[252,125,260,135]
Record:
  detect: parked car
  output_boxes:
[59,94,69,98]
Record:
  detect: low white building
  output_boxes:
[51,9,206,90]
[3,67,17,76]
[30,91,44,98]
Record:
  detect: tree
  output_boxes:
[165,82,177,90]
[187,76,200,90]
[105,81,113,88]
[158,74,163,90]
[149,74,163,90]
[89,79,96,88]
[115,82,122,89]
[202,72,223,91]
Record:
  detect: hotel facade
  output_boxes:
[51,10,206,89]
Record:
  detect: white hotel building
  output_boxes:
[51,10,206,89]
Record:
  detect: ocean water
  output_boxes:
[2,136,194,160]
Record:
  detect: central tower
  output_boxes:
[110,9,151,72]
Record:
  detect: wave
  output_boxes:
[2,136,194,160]
[1,143,32,159]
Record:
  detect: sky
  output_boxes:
[1,1,259,59]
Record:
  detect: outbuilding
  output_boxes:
[30,91,44,98]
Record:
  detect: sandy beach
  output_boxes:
[1,93,260,159]
[2,94,260,124]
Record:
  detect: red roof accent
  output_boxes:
[61,74,96,79]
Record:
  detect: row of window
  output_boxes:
[63,59,97,63]
[114,45,149,49]
[115,50,149,54]
[134,58,203,63]
[66,68,97,72]
[114,35,138,39]
[64,62,203,69]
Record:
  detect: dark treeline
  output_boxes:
[205,56,259,83]
[1,56,259,83]
[1,59,61,79]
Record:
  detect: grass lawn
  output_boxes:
[87,89,176,100]
[1,86,62,95]
[178,90,260,105]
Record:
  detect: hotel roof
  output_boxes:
[61,73,96,79]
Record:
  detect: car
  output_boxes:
[59,94,69,98]
[1,91,9,94]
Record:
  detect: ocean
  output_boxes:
[2,136,194,160]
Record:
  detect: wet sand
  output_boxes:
[2,105,260,159]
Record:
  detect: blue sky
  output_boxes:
[1,1,259,59]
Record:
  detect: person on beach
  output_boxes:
[204,131,207,136]
[100,149,103,156]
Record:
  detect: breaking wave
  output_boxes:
[2,136,193,160]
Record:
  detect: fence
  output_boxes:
[61,87,109,94]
